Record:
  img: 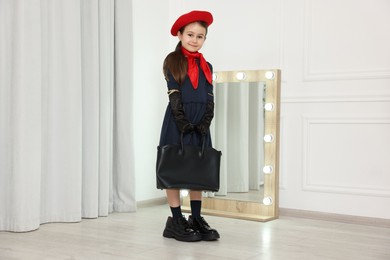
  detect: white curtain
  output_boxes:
[0,0,135,232]
[214,82,265,195]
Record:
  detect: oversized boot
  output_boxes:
[188,215,220,241]
[163,216,202,242]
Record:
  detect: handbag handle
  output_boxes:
[180,133,206,157]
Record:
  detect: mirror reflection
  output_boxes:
[212,81,266,202]
[182,69,281,222]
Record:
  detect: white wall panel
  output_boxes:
[279,116,287,190]
[169,0,283,71]
[280,97,390,218]
[302,115,390,197]
[279,0,390,219]
[303,0,390,81]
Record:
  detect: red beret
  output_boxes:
[170,10,213,36]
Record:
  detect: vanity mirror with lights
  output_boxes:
[182,69,281,222]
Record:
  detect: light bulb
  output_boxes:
[263,165,273,174]
[263,196,273,205]
[180,190,189,197]
[264,103,274,111]
[264,134,274,142]
[236,72,246,80]
[265,71,274,79]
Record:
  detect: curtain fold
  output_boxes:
[248,82,265,190]
[112,0,136,213]
[214,82,264,195]
[213,82,228,196]
[0,0,136,232]
[227,83,250,192]
[40,0,84,225]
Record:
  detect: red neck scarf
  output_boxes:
[181,47,212,89]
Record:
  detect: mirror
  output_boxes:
[213,80,266,203]
[183,69,281,222]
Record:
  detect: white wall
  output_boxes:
[168,0,282,70]
[132,0,170,201]
[279,0,390,219]
[133,0,390,219]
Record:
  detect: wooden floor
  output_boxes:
[1,204,389,260]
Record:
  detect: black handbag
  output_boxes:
[156,135,221,192]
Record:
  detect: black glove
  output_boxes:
[169,91,194,133]
[195,101,214,136]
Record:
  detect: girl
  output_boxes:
[159,10,220,242]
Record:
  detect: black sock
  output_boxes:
[170,206,182,219]
[190,200,202,218]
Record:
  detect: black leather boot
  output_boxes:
[188,215,220,241]
[163,216,202,242]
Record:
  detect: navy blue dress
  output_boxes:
[159,62,214,148]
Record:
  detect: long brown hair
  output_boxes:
[163,21,209,86]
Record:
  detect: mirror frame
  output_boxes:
[182,69,281,222]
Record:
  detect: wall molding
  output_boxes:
[278,0,286,75]
[280,207,390,228]
[302,0,390,82]
[282,95,390,103]
[137,197,167,208]
[279,115,287,190]
[302,115,390,197]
